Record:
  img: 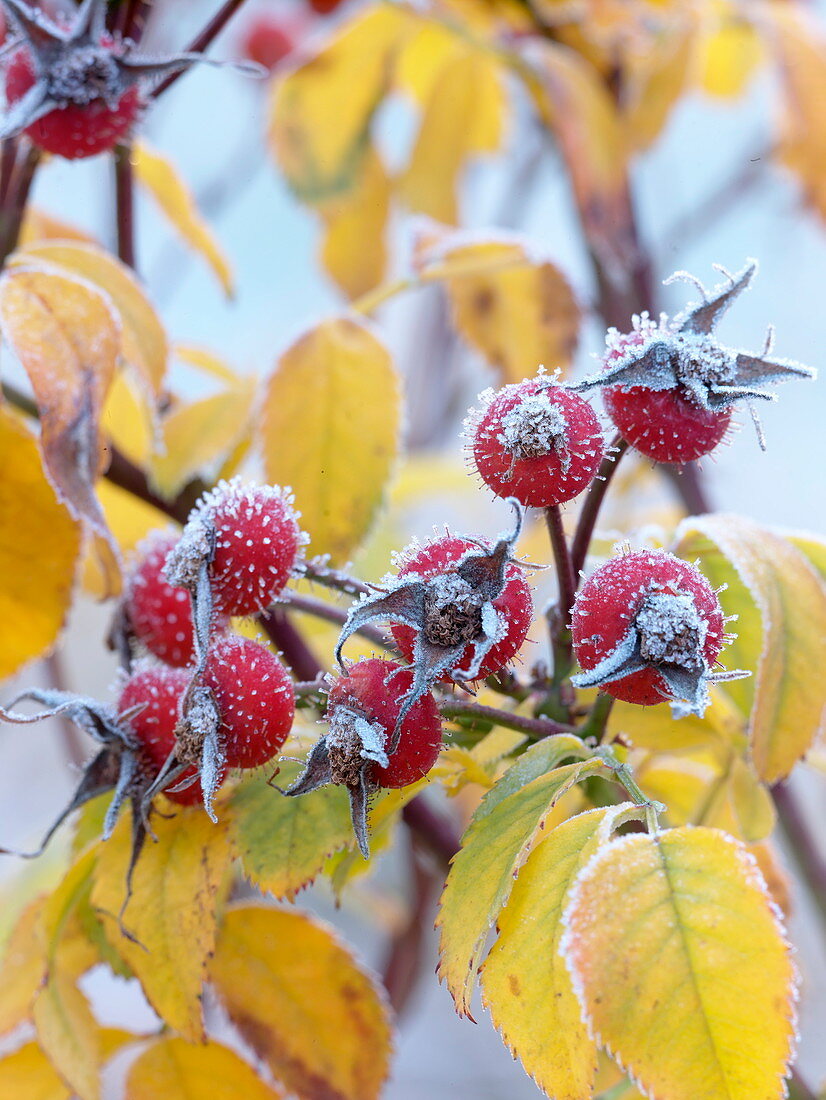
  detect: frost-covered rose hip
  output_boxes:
[118,665,226,806]
[469,378,603,507]
[202,635,295,768]
[124,531,228,667]
[166,478,306,618]
[572,261,814,462]
[283,658,443,855]
[0,0,231,159]
[571,549,746,716]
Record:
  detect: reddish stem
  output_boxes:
[152,0,254,98]
[114,143,136,271]
[570,434,628,582]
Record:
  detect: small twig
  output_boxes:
[259,607,325,684]
[0,143,41,268]
[282,591,396,652]
[773,780,826,930]
[0,138,18,206]
[439,698,573,739]
[401,799,460,868]
[301,559,372,597]
[152,0,254,98]
[579,691,615,744]
[114,143,136,271]
[545,504,576,624]
[381,837,441,1015]
[595,745,664,833]
[570,435,628,581]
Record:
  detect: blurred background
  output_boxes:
[1,0,825,1095]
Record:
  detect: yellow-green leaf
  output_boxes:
[126,1037,284,1100]
[91,809,233,1041]
[480,806,634,1100]
[434,237,581,382]
[262,317,400,563]
[0,897,47,1036]
[229,764,353,900]
[675,514,826,781]
[0,1041,71,1100]
[133,143,233,297]
[437,746,602,1016]
[609,686,744,754]
[319,145,390,299]
[0,266,121,593]
[15,242,168,396]
[33,970,100,1100]
[563,826,797,1100]
[211,905,392,1100]
[268,5,410,201]
[0,408,81,679]
[399,48,504,224]
[699,11,762,99]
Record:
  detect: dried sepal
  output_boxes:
[571,261,815,429]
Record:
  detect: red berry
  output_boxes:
[391,535,532,680]
[306,0,344,14]
[5,45,141,160]
[203,635,295,768]
[600,326,731,464]
[470,378,604,507]
[328,659,442,788]
[125,531,227,668]
[118,666,225,806]
[241,16,294,70]
[182,479,305,617]
[571,549,725,708]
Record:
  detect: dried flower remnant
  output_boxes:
[571,261,816,461]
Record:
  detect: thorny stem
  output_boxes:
[545,505,576,626]
[0,139,18,206]
[439,698,573,739]
[114,144,137,271]
[152,0,255,98]
[283,591,395,652]
[570,435,629,581]
[773,780,826,930]
[401,799,460,867]
[301,559,372,597]
[259,607,325,685]
[381,837,441,1014]
[580,691,615,745]
[0,143,41,267]
[544,506,576,714]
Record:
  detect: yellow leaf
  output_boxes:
[211,905,392,1100]
[675,515,826,782]
[610,686,744,754]
[133,143,234,297]
[622,17,697,150]
[526,40,632,263]
[434,238,581,382]
[101,371,154,468]
[0,408,81,678]
[262,317,400,563]
[16,242,168,396]
[126,1036,284,1099]
[480,807,633,1099]
[229,764,353,900]
[0,266,121,593]
[91,808,233,1041]
[699,7,762,99]
[563,826,797,1100]
[319,145,390,299]
[39,846,99,963]
[150,378,257,499]
[0,897,47,1036]
[437,739,600,1016]
[0,1041,71,1100]
[700,755,775,842]
[268,5,410,201]
[399,49,505,224]
[82,479,171,599]
[20,207,97,247]
[33,970,100,1100]
[770,7,826,223]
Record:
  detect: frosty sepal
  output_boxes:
[0,0,263,142]
[335,500,524,743]
[281,705,390,858]
[571,260,815,415]
[571,588,749,717]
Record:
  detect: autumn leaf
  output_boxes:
[0,897,47,1036]
[0,407,82,679]
[133,142,234,297]
[699,7,763,99]
[269,5,410,202]
[33,969,100,1100]
[211,905,393,1100]
[622,16,698,150]
[0,266,121,592]
[262,317,400,563]
[319,145,390,299]
[229,765,353,901]
[91,808,233,1041]
[480,806,637,1100]
[126,1037,285,1100]
[675,515,826,782]
[0,1041,71,1100]
[20,207,98,247]
[563,827,797,1100]
[437,739,600,1016]
[14,241,168,396]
